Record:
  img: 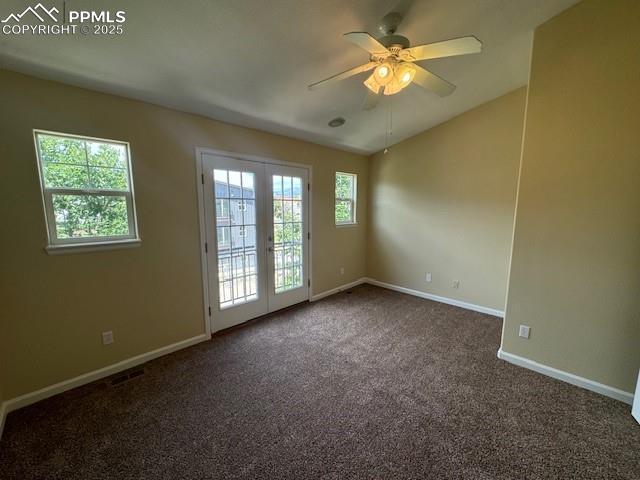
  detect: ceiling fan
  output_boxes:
[308,12,482,110]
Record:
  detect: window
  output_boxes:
[335,172,357,225]
[34,130,139,251]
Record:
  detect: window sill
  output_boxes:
[336,222,358,228]
[45,239,142,255]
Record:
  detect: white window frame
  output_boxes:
[335,171,357,226]
[33,129,141,254]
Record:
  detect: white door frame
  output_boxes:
[194,147,313,334]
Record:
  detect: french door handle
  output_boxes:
[268,247,273,252]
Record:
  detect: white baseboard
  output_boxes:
[311,278,366,302]
[632,371,639,423]
[497,349,634,405]
[363,278,505,317]
[1,333,210,424]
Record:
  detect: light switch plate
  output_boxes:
[519,325,530,339]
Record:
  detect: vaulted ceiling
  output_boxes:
[0,0,580,153]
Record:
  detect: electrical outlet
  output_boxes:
[425,272,432,282]
[452,280,460,289]
[519,325,531,339]
[102,331,114,345]
[340,267,344,276]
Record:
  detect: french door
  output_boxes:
[201,152,309,331]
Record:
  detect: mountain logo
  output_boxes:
[1,3,59,23]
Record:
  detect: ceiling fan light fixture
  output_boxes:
[364,73,381,94]
[397,63,416,85]
[381,63,415,95]
[373,61,394,86]
[383,82,402,96]
[396,63,416,87]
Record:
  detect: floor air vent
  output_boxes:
[110,368,145,386]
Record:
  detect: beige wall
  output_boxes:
[367,88,526,311]
[503,0,640,392]
[0,70,368,400]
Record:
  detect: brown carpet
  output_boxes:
[1,285,638,479]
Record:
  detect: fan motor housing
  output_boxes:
[379,34,410,50]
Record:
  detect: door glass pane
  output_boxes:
[292,178,302,200]
[272,174,303,294]
[214,169,258,309]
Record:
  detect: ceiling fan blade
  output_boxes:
[412,65,456,97]
[400,36,482,61]
[362,89,381,111]
[308,62,377,90]
[344,32,390,56]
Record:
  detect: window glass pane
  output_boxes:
[273,200,283,223]
[38,134,86,165]
[214,170,229,198]
[243,225,256,250]
[336,200,353,224]
[274,223,284,244]
[284,247,294,268]
[243,199,255,225]
[217,226,230,252]
[292,222,302,243]
[245,253,257,275]
[273,175,283,199]
[282,176,293,199]
[218,256,231,282]
[230,226,245,250]
[292,177,302,200]
[232,255,244,277]
[89,167,128,190]
[241,172,255,198]
[229,199,244,225]
[284,267,294,288]
[293,245,302,266]
[43,163,89,189]
[275,246,284,269]
[228,171,242,198]
[293,266,302,287]
[292,201,302,222]
[233,277,245,301]
[246,275,257,296]
[283,200,292,223]
[284,223,294,244]
[220,281,232,305]
[87,141,127,168]
[335,173,353,199]
[216,199,229,222]
[51,194,129,239]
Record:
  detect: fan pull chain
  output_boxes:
[384,99,393,154]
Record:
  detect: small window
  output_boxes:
[335,172,357,225]
[34,130,139,251]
